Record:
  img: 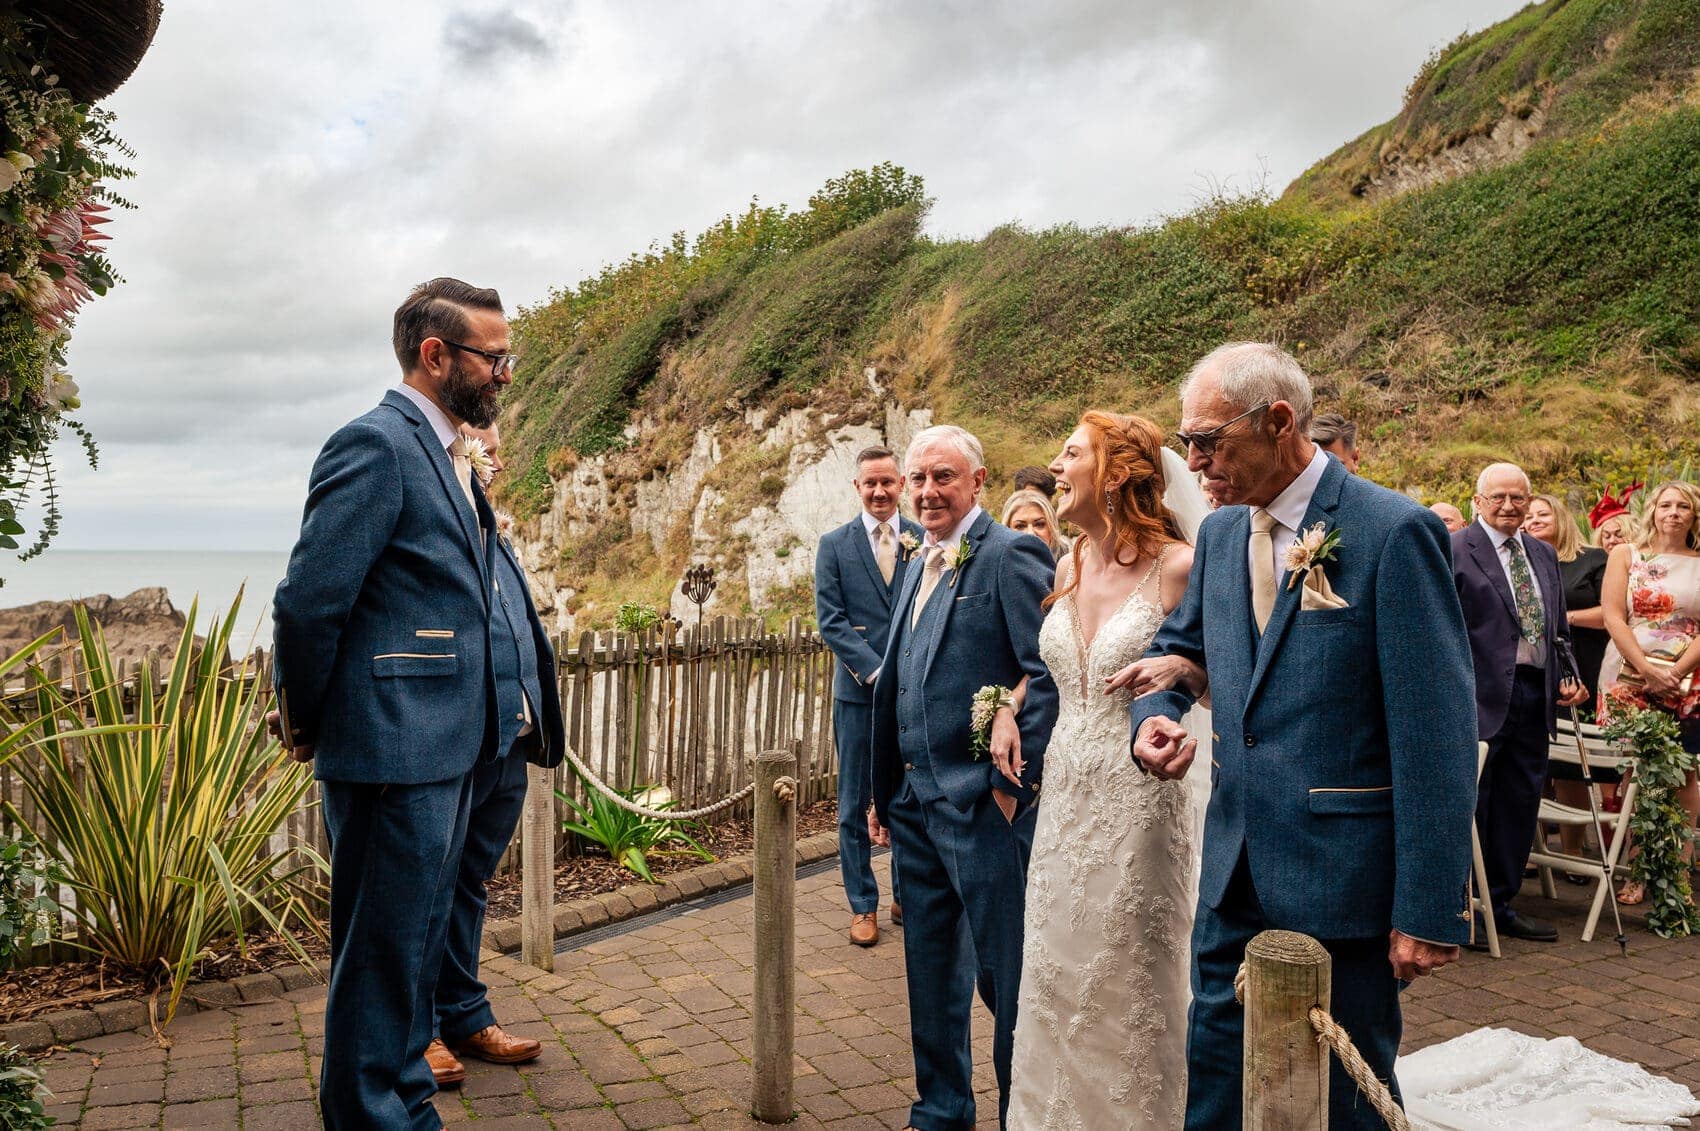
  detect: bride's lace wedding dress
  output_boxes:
[1006,556,1195,1130]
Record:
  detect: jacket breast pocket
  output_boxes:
[1307,786,1392,815]
[373,652,459,678]
[953,592,991,609]
[1293,607,1358,628]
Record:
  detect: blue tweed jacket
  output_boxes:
[814,514,925,704]
[272,389,499,785]
[1132,457,1479,943]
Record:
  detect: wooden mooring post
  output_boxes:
[751,748,797,1123]
[1243,929,1331,1130]
[520,764,555,971]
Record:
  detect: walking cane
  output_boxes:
[1554,638,1630,957]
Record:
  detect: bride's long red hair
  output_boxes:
[1045,411,1184,610]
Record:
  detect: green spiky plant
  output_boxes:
[557,777,712,883]
[4,595,327,1023]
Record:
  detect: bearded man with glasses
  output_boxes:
[271,277,560,1131]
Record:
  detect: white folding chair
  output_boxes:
[1528,718,1639,943]
[1469,740,1501,958]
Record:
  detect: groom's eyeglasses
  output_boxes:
[443,340,520,378]
[1174,402,1269,458]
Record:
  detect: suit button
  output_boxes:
[900,725,908,733]
[899,686,906,695]
[1245,734,1257,748]
[904,650,911,658]
[515,713,524,721]
[904,762,914,771]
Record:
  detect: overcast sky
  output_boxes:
[12,0,1524,554]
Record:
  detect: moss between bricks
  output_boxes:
[0,831,844,1053]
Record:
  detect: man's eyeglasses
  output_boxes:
[1478,492,1530,508]
[1174,403,1269,458]
[443,340,520,378]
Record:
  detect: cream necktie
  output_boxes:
[875,522,896,585]
[911,546,946,629]
[1250,507,1278,634]
[448,438,477,510]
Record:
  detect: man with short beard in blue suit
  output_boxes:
[272,278,523,1131]
[815,445,923,947]
[1132,343,1477,1130]
[868,424,1058,1130]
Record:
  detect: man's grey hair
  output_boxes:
[905,425,985,473]
[1470,462,1532,518]
[1310,412,1357,449]
[1180,342,1314,431]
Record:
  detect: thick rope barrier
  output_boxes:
[561,743,758,820]
[1234,962,1412,1131]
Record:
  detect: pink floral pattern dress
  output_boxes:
[1597,551,1700,724]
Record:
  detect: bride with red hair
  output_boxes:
[1001,410,1204,1128]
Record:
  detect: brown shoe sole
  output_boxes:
[450,1042,543,1066]
[430,1065,467,1087]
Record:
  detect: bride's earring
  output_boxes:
[1105,491,1116,519]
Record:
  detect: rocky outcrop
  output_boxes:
[1363,106,1547,202]
[0,587,187,664]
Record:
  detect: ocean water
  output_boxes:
[1,550,289,644]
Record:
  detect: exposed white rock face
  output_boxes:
[517,393,935,632]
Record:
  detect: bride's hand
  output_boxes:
[1105,655,1206,699]
[990,706,1023,786]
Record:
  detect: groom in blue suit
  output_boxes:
[814,445,923,947]
[869,424,1058,1130]
[273,278,521,1131]
[1132,343,1478,1130]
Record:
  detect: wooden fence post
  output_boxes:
[520,764,556,971]
[751,748,796,1123]
[1243,929,1331,1130]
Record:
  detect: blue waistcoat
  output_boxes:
[489,542,544,755]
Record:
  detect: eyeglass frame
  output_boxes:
[1475,491,1531,508]
[1174,402,1270,458]
[441,339,520,377]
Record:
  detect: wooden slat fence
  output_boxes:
[0,615,839,966]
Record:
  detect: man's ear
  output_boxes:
[1266,401,1297,440]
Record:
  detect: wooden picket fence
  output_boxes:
[0,615,839,966]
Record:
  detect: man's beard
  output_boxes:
[442,356,499,427]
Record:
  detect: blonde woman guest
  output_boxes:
[1526,494,1612,869]
[1002,487,1067,559]
[1598,480,1700,904]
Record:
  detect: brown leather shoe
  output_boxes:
[449,1023,543,1065]
[425,1038,466,1086]
[850,911,878,947]
[889,902,902,925]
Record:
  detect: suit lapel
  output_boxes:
[920,511,993,684]
[1246,460,1344,708]
[849,518,892,608]
[1467,524,1518,623]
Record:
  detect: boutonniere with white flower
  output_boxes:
[459,434,496,487]
[1284,522,1342,590]
[899,531,921,560]
[946,538,974,587]
[493,508,516,544]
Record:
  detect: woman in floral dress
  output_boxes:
[1598,480,1700,904]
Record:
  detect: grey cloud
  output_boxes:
[442,9,553,63]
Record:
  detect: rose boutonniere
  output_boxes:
[899,531,921,560]
[946,538,974,587]
[1284,522,1341,590]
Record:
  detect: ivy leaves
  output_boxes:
[1603,708,1700,938]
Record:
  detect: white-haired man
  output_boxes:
[867,424,1058,1129]
[1453,462,1589,947]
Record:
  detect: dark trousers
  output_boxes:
[888,780,1027,1130]
[1186,853,1403,1131]
[1478,665,1551,918]
[436,738,531,1042]
[320,773,474,1131]
[834,697,898,913]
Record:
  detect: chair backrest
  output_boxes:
[1477,740,1489,784]
[1557,716,1607,741]
[1548,721,1635,774]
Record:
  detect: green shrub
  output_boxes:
[614,602,662,634]
[0,1043,53,1130]
[557,780,712,883]
[0,835,61,966]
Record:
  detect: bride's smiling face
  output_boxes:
[1048,427,1096,524]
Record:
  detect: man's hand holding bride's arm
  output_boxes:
[1104,655,1207,700]
[1132,716,1196,781]
[1388,930,1460,980]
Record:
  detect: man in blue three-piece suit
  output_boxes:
[271,278,531,1131]
[868,425,1058,1131]
[1131,343,1478,1130]
[426,422,568,1085]
[814,445,923,948]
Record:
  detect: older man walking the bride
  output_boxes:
[1132,342,1478,1129]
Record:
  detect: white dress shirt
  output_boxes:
[1475,517,1545,668]
[925,505,984,556]
[1248,447,1330,585]
[860,511,900,552]
[395,382,459,451]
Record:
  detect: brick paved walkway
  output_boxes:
[33,856,1698,1128]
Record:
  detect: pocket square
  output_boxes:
[1299,568,1349,611]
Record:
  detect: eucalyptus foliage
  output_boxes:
[1603,707,1700,938]
[6,596,326,1024]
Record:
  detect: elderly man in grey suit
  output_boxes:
[1132,343,1478,1130]
[815,445,923,947]
[272,278,523,1131]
